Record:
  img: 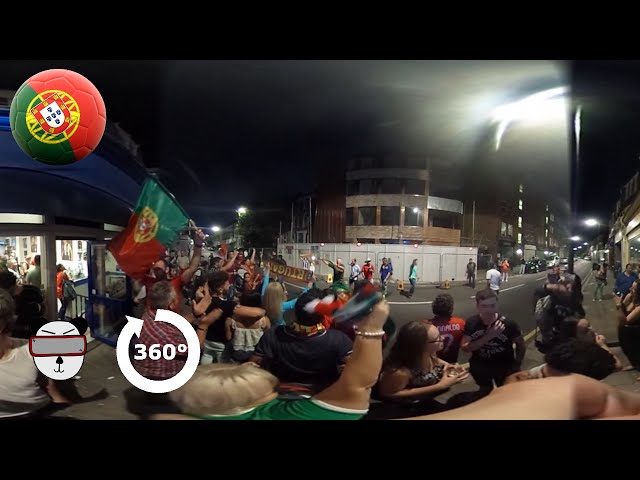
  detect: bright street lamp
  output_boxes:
[211,226,220,233]
[583,242,588,246]
[237,207,247,215]
[584,219,598,227]
[570,236,581,242]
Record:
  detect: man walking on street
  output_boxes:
[519,257,526,275]
[380,258,393,297]
[349,258,361,289]
[466,258,476,288]
[486,263,502,296]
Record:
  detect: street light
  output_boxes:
[237,207,247,215]
[492,86,569,151]
[583,242,588,246]
[570,236,581,242]
[211,226,220,233]
[585,219,598,227]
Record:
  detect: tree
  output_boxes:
[236,210,280,248]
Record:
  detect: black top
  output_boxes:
[255,326,353,388]
[464,314,522,367]
[205,297,237,343]
[13,285,44,338]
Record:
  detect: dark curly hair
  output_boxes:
[432,294,454,317]
[544,338,616,380]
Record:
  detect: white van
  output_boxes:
[546,256,560,268]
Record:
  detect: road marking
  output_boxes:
[524,328,538,342]
[501,284,525,293]
[469,283,525,298]
[388,301,432,305]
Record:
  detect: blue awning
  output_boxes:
[0,107,149,226]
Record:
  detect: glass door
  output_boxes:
[86,241,132,347]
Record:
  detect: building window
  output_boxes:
[550,213,554,222]
[359,179,378,195]
[501,222,513,237]
[358,207,376,226]
[546,216,549,225]
[519,184,523,193]
[379,179,403,194]
[546,205,549,212]
[405,179,426,195]
[345,208,354,226]
[550,225,554,234]
[545,228,549,237]
[518,216,522,228]
[518,199,523,210]
[380,207,400,226]
[405,208,424,227]
[346,181,359,196]
[359,157,374,169]
[517,233,522,244]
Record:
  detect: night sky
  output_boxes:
[1,60,638,237]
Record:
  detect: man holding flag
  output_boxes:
[107,177,204,314]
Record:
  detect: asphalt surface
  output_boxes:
[48,260,596,419]
[284,260,594,347]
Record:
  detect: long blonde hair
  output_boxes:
[169,363,279,416]
[263,282,287,324]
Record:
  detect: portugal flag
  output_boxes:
[107,178,189,280]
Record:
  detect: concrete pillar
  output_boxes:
[42,218,57,322]
[422,206,429,243]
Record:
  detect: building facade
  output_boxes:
[610,171,640,268]
[344,155,462,246]
[462,182,565,262]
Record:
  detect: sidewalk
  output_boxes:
[580,273,640,392]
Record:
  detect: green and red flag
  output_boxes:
[107,178,190,280]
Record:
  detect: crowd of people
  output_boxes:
[2,234,640,420]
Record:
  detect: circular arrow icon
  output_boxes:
[116,309,200,394]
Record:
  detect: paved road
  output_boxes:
[284,260,594,347]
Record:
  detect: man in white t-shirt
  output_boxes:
[486,264,502,295]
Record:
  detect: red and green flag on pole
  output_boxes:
[107,177,190,280]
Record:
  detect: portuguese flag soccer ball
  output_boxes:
[9,69,107,165]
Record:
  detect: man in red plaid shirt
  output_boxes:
[128,280,222,419]
[134,280,193,380]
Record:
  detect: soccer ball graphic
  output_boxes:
[9,69,106,165]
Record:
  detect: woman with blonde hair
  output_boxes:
[158,300,390,420]
[261,264,314,327]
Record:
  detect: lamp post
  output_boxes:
[211,225,220,250]
[235,207,247,249]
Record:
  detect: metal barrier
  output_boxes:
[64,294,88,320]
